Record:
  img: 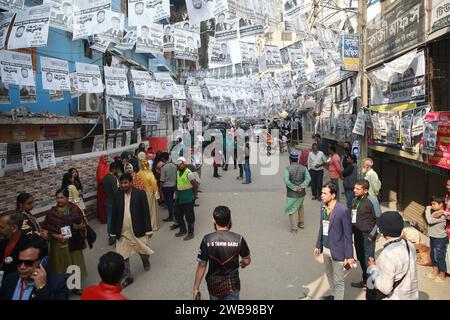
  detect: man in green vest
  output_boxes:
[175,157,199,241]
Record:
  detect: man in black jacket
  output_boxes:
[1,235,69,300]
[111,173,154,288]
[351,179,377,289]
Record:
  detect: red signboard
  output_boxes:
[425,112,450,170]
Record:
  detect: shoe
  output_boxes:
[299,222,305,229]
[108,238,116,246]
[425,272,436,280]
[143,260,151,271]
[242,182,250,184]
[183,233,194,241]
[194,204,200,207]
[163,217,174,222]
[71,289,83,296]
[122,277,134,288]
[434,277,447,283]
[170,224,179,230]
[351,281,367,289]
[236,176,242,180]
[175,230,187,237]
[320,295,334,300]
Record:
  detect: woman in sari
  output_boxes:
[96,155,110,224]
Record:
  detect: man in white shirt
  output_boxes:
[367,211,418,300]
[362,158,381,198]
[308,143,327,201]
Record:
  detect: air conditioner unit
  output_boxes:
[78,93,101,114]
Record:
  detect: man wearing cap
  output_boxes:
[175,157,199,241]
[284,150,311,233]
[367,211,418,300]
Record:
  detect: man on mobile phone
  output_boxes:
[193,206,251,300]
[0,235,69,300]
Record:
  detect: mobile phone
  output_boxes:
[39,257,48,268]
[343,263,351,270]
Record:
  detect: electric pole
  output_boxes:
[358,0,368,163]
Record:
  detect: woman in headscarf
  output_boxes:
[135,155,160,231]
[96,155,110,224]
[62,172,86,211]
[16,192,48,240]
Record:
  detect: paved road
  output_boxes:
[80,152,450,300]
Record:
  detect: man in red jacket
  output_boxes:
[81,252,127,300]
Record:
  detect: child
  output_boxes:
[425,195,449,283]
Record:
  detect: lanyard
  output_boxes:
[355,196,365,210]
[323,206,334,220]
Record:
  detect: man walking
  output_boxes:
[342,154,357,210]
[242,136,251,184]
[308,143,327,201]
[362,158,381,198]
[284,150,311,232]
[111,174,154,288]
[351,179,378,289]
[193,206,251,300]
[314,183,354,300]
[175,157,199,241]
[328,145,342,201]
[159,152,177,222]
[103,162,120,246]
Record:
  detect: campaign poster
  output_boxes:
[141,100,160,125]
[75,62,104,94]
[45,0,73,32]
[136,23,163,54]
[104,66,130,96]
[20,141,38,173]
[115,26,137,51]
[101,11,126,44]
[105,97,134,130]
[214,11,238,41]
[36,140,56,169]
[0,0,23,11]
[0,12,15,51]
[72,0,112,40]
[49,90,64,101]
[0,143,7,177]
[92,135,104,152]
[174,29,199,61]
[185,0,215,24]
[264,45,283,70]
[40,56,70,91]
[208,36,232,67]
[131,69,155,97]
[0,50,34,86]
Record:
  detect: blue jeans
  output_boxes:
[210,292,240,300]
[309,170,323,198]
[353,228,376,283]
[430,237,448,273]
[345,189,355,210]
[106,203,113,240]
[163,186,175,219]
[244,160,251,183]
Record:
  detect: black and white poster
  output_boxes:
[385,115,400,145]
[264,45,283,70]
[352,110,366,136]
[115,27,137,51]
[20,141,38,173]
[136,23,163,54]
[308,47,327,67]
[412,106,430,137]
[125,131,131,146]
[40,56,70,91]
[115,133,123,148]
[172,99,187,117]
[106,97,134,130]
[0,0,23,11]
[141,100,160,125]
[186,0,215,24]
[36,140,56,169]
[8,4,50,49]
[423,120,439,155]
[128,0,149,26]
[72,0,112,40]
[401,109,414,150]
[150,0,170,22]
[288,44,306,71]
[0,80,9,104]
[239,17,264,38]
[0,12,15,51]
[19,84,37,103]
[0,143,6,177]
[70,72,81,98]
[282,0,311,21]
[104,66,129,96]
[214,0,228,15]
[155,80,174,100]
[174,29,198,61]
[174,84,187,100]
[45,0,73,32]
[75,62,104,94]
[173,21,201,48]
[240,41,258,74]
[214,12,238,40]
[163,24,174,52]
[49,90,64,101]
[101,12,126,44]
[131,69,154,97]
[208,36,233,67]
[92,135,104,152]
[107,135,115,150]
[90,34,111,53]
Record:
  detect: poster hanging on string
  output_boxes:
[0,0,23,11]
[185,0,215,24]
[424,112,450,169]
[0,12,15,51]
[45,0,73,32]
[20,141,38,173]
[131,69,154,97]
[49,90,64,101]
[174,84,187,100]
[214,12,238,40]
[174,29,198,61]
[106,97,134,130]
[352,110,366,136]
[155,80,174,100]
[412,105,430,137]
[214,0,228,15]
[264,45,283,70]
[115,27,137,50]
[401,109,414,150]
[75,62,104,94]
[104,66,130,96]
[423,120,439,156]
[150,0,170,22]
[0,143,6,177]
[385,115,400,145]
[90,35,111,53]
[282,0,311,21]
[107,135,115,150]
[70,72,81,98]
[92,135,104,152]
[240,42,258,74]
[136,23,163,54]
[172,99,187,117]
[72,0,112,40]
[0,51,34,87]
[239,17,263,38]
[36,140,56,169]
[40,56,70,91]
[141,100,160,125]
[125,131,131,146]
[163,24,174,52]
[101,12,126,44]
[208,37,233,67]
[288,45,306,71]
[137,128,142,144]
[115,133,123,148]
[128,0,150,26]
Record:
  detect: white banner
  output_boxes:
[136,23,163,54]
[72,0,111,40]
[45,0,73,32]
[40,56,70,91]
[36,140,56,169]
[174,29,198,61]
[8,5,50,49]
[141,100,160,125]
[106,97,134,130]
[92,135,104,152]
[186,0,215,24]
[115,26,137,50]
[214,12,238,40]
[0,142,6,177]
[265,45,283,70]
[214,0,228,15]
[282,0,311,21]
[353,110,366,136]
[0,51,34,86]
[0,12,15,51]
[20,141,38,173]
[173,21,201,48]
[131,69,154,97]
[0,0,23,11]
[104,66,129,96]
[75,62,103,94]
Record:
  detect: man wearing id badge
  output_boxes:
[314,182,354,300]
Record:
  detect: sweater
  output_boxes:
[425,209,448,239]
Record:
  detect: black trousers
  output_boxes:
[353,227,376,283]
[238,164,243,178]
[214,167,219,177]
[175,202,195,232]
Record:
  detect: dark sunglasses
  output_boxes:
[17,259,39,267]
